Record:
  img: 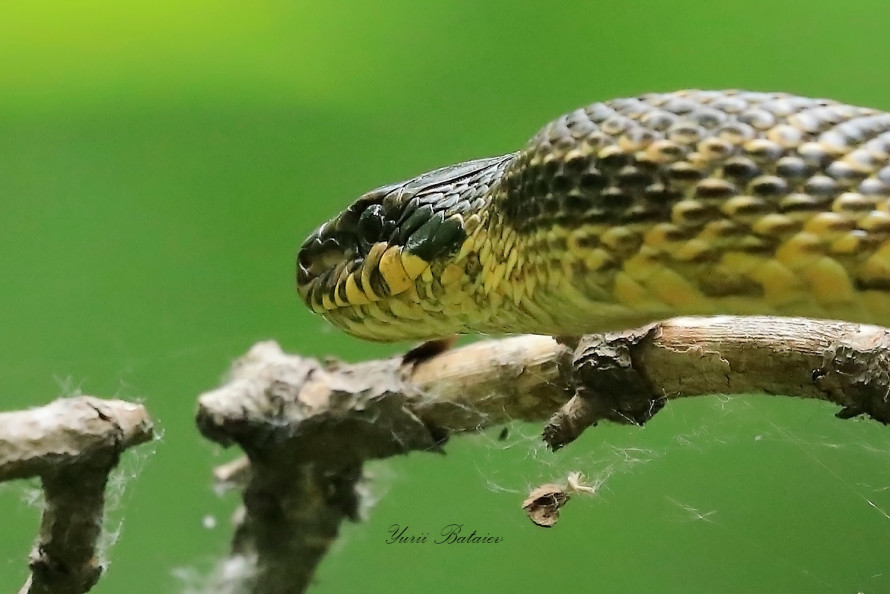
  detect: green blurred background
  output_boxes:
[2,1,890,592]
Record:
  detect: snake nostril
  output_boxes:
[296,229,351,288]
[297,250,313,284]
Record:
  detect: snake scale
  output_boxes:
[297,90,890,342]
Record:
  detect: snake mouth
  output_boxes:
[296,155,515,330]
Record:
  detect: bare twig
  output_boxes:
[197,316,890,593]
[0,396,153,594]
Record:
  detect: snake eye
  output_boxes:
[357,204,385,252]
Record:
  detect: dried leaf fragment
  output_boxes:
[522,483,570,527]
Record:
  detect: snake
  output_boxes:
[297,90,890,342]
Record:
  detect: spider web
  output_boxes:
[315,387,890,594]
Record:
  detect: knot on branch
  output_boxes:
[817,338,890,424]
[544,325,664,450]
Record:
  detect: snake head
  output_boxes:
[297,154,514,340]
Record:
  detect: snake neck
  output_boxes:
[467,90,890,335]
[463,199,671,336]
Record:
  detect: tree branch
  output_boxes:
[196,316,890,593]
[0,396,154,594]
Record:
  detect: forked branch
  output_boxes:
[196,315,890,593]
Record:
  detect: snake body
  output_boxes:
[297,90,890,342]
